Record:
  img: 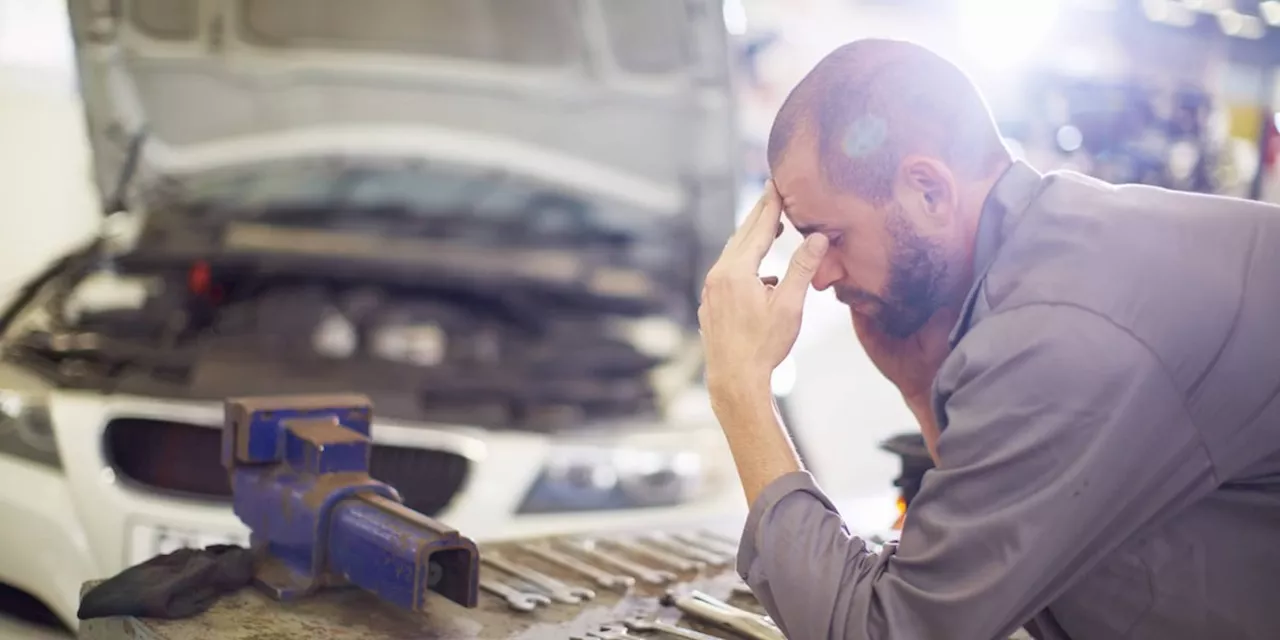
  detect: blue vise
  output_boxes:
[221,394,479,611]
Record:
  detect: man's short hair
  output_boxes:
[768,39,1010,204]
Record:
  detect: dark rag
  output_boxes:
[77,544,254,620]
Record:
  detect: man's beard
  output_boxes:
[838,207,948,339]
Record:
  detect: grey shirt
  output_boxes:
[738,162,1280,640]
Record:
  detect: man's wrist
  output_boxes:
[903,388,932,411]
[707,372,773,416]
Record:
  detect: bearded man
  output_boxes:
[697,39,1280,640]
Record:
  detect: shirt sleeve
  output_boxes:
[735,304,1219,640]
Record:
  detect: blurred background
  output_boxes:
[1,0,1278,636]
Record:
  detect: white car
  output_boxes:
[0,0,761,629]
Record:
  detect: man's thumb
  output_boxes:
[778,234,828,303]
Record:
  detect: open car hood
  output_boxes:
[66,0,739,264]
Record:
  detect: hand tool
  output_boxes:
[624,618,727,639]
[642,534,731,566]
[730,581,755,598]
[671,532,737,559]
[605,538,705,572]
[582,624,648,640]
[518,543,636,591]
[482,551,595,604]
[696,530,740,548]
[561,540,677,585]
[222,394,479,612]
[660,591,784,640]
[478,575,552,612]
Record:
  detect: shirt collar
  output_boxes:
[947,160,1044,348]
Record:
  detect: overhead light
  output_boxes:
[1183,0,1227,13]
[1217,9,1266,39]
[958,0,1063,73]
[1262,1,1280,26]
[1143,0,1198,26]
[722,0,747,36]
[1056,125,1084,153]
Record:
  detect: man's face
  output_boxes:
[772,152,952,339]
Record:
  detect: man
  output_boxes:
[698,39,1280,640]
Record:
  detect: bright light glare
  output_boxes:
[723,0,748,36]
[1056,125,1084,152]
[1143,0,1199,26]
[0,0,76,68]
[1263,1,1280,26]
[1216,10,1266,39]
[958,0,1062,72]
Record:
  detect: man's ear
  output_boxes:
[898,157,957,229]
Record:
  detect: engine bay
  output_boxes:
[3,243,700,432]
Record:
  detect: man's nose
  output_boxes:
[810,256,842,291]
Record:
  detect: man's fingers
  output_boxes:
[776,234,829,306]
[729,182,782,249]
[729,182,771,246]
[736,183,784,263]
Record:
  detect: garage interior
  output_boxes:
[1,0,1279,637]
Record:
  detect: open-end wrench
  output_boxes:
[672,532,738,558]
[560,540,677,585]
[582,625,648,640]
[518,543,636,591]
[731,580,756,598]
[696,530,740,548]
[624,618,727,640]
[605,538,705,573]
[642,534,732,566]
[479,575,552,612]
[482,551,595,604]
[661,590,784,640]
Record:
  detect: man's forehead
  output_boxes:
[774,178,827,232]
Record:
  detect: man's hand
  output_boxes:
[852,306,959,462]
[698,182,828,503]
[699,182,829,399]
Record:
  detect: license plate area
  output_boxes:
[127,522,250,567]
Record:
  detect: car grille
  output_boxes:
[104,417,470,516]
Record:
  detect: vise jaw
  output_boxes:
[222,394,479,611]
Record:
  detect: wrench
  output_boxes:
[479,575,551,612]
[696,530,740,548]
[730,580,756,598]
[672,532,738,558]
[559,540,677,585]
[606,538,704,573]
[661,591,784,640]
[582,625,648,640]
[518,543,636,591]
[642,534,731,566]
[624,618,727,640]
[482,551,595,604]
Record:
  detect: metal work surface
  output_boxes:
[79,530,763,640]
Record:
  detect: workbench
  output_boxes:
[77,533,758,640]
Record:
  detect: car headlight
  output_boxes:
[516,443,706,514]
[0,392,60,469]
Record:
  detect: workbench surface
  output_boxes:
[77,535,758,640]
